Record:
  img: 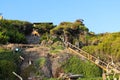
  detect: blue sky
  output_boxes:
[0,0,120,33]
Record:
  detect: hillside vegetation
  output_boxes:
[0,19,120,79]
[0,19,33,44]
[50,19,89,45]
[82,32,120,62]
[62,56,102,78]
[0,48,22,80]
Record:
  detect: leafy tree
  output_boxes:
[50,20,89,45]
[33,23,55,35]
[0,19,32,44]
[6,30,27,43]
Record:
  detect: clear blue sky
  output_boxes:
[0,0,120,33]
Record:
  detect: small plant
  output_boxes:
[50,44,64,54]
[35,57,46,68]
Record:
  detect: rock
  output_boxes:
[41,55,53,78]
[20,44,71,79]
[51,52,71,78]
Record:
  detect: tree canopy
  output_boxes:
[33,23,55,35]
[0,19,33,44]
[50,19,89,44]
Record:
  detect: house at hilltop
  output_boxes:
[0,16,3,20]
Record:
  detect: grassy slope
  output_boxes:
[82,32,120,62]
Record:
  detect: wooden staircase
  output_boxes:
[65,42,120,74]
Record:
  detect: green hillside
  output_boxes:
[0,48,22,80]
[0,19,33,44]
[82,32,120,62]
[0,19,120,79]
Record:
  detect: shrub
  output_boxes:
[35,57,46,68]
[21,65,36,80]
[0,19,31,44]
[0,32,9,44]
[62,56,102,78]
[82,32,120,61]
[0,48,22,79]
[0,60,17,80]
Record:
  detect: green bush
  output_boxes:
[33,23,55,34]
[35,57,46,68]
[0,32,9,44]
[0,60,17,80]
[0,48,21,65]
[62,56,102,78]
[7,30,27,43]
[82,32,120,61]
[21,65,36,80]
[0,48,22,79]
[40,34,48,42]
[0,19,31,44]
[50,42,64,54]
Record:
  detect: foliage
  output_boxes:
[0,48,21,65]
[0,48,21,80]
[0,19,33,34]
[40,32,51,43]
[33,58,47,78]
[39,32,61,44]
[50,41,64,54]
[62,56,102,78]
[33,23,55,34]
[6,30,27,43]
[0,60,17,80]
[50,19,89,45]
[0,32,9,44]
[21,65,36,80]
[0,19,33,44]
[52,37,61,42]
[82,32,120,61]
[35,57,46,68]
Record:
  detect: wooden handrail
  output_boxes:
[65,42,120,74]
[12,72,23,80]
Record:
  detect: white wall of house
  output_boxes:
[0,16,3,20]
